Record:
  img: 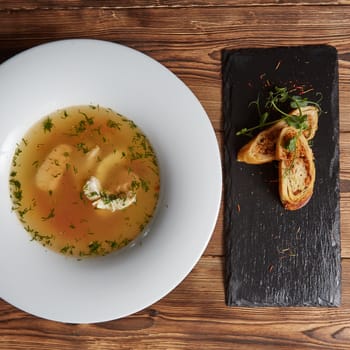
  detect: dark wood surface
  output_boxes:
[1,1,350,349]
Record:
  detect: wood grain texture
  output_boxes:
[0,2,350,349]
[1,1,350,10]
[0,5,350,134]
[2,257,350,349]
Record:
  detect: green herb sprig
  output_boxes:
[236,86,322,137]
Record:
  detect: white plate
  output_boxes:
[0,39,222,323]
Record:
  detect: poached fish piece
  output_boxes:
[35,144,72,192]
[83,150,139,212]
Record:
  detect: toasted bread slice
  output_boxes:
[276,126,315,210]
[237,120,286,164]
[289,105,319,141]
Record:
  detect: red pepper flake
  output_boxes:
[237,204,241,213]
[300,88,314,95]
[266,178,279,183]
[274,60,282,71]
[296,86,304,94]
[268,263,274,273]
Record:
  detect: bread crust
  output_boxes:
[276,126,315,210]
[237,120,286,164]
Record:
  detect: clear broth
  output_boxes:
[9,105,160,257]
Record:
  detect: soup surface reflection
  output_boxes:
[9,105,160,257]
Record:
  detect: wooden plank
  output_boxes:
[2,256,350,349]
[1,7,350,46]
[1,1,350,10]
[340,136,350,180]
[0,6,350,134]
[223,45,340,306]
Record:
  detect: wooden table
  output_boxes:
[1,1,350,349]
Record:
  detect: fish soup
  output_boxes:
[9,105,160,257]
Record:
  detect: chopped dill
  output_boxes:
[43,117,54,132]
[107,119,121,129]
[76,142,90,153]
[41,208,55,221]
[79,110,94,125]
[105,240,119,249]
[88,240,102,254]
[61,110,69,119]
[140,178,150,192]
[60,244,75,255]
[75,120,87,133]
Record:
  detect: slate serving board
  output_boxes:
[223,45,341,306]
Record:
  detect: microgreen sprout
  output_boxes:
[236,86,322,137]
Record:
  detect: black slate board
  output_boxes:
[223,45,341,306]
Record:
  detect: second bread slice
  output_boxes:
[276,126,316,210]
